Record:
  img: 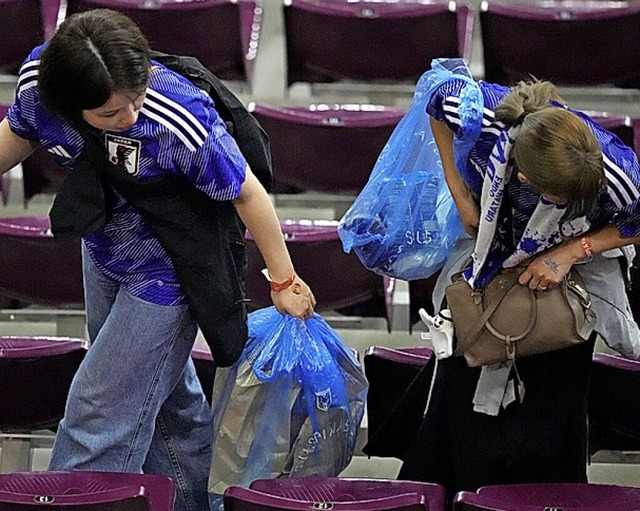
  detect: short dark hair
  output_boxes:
[39,9,151,128]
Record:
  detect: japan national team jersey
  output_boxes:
[426,79,640,239]
[7,44,248,305]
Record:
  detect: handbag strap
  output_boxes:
[463,272,535,349]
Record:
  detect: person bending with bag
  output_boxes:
[0,10,315,511]
[397,59,640,505]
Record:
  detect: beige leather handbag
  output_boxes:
[445,268,597,367]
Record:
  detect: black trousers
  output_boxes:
[398,336,595,507]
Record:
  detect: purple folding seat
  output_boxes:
[0,0,44,74]
[454,482,640,510]
[226,485,431,511]
[0,471,175,510]
[249,103,405,195]
[0,216,83,306]
[65,0,262,85]
[244,220,392,327]
[480,1,640,87]
[244,477,446,511]
[0,336,87,471]
[363,346,432,442]
[589,353,640,459]
[283,0,473,88]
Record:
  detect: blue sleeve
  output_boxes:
[145,70,247,201]
[6,45,46,142]
[580,114,640,237]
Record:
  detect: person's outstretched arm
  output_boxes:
[430,116,479,237]
[0,118,37,174]
[232,166,316,320]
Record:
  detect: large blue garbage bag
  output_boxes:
[338,58,482,281]
[208,307,368,493]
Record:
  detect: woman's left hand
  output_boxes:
[270,275,316,320]
[518,243,580,291]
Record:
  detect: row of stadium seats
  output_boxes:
[2,0,640,94]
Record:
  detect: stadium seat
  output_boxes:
[454,482,640,510]
[0,216,84,336]
[0,336,87,472]
[248,103,404,195]
[363,346,432,443]
[0,470,175,510]
[0,0,45,75]
[244,220,395,329]
[65,0,263,86]
[480,1,640,87]
[589,353,640,462]
[283,0,473,94]
[246,477,446,511]
[226,486,429,511]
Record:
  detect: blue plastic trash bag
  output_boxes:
[208,307,368,494]
[338,58,483,281]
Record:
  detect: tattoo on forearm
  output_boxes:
[543,258,560,274]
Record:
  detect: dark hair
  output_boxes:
[39,9,151,128]
[495,79,606,218]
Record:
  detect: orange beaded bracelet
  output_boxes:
[580,236,593,261]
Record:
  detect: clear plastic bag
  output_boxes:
[338,59,481,281]
[208,307,368,494]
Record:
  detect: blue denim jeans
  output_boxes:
[49,244,212,511]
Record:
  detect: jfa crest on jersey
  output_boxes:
[105,135,141,176]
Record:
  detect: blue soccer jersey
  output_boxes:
[427,79,640,238]
[8,44,248,305]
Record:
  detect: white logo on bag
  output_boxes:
[315,388,332,411]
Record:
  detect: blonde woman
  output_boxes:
[396,60,640,507]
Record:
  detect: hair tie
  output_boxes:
[515,111,528,126]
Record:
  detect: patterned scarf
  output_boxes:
[464,121,574,289]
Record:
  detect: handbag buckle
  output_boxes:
[568,279,591,309]
[505,340,516,360]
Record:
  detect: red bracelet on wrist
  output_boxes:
[580,236,593,260]
[270,273,296,292]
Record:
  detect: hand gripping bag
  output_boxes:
[338,58,483,280]
[208,307,368,494]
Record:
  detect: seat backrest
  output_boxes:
[0,471,175,511]
[244,220,387,317]
[226,486,429,511]
[480,1,640,86]
[454,487,640,511]
[477,482,640,507]
[249,103,404,194]
[65,0,260,83]
[363,347,432,439]
[249,477,444,511]
[589,353,640,453]
[0,336,87,431]
[284,0,473,87]
[0,0,44,74]
[0,216,83,306]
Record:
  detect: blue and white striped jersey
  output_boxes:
[427,79,640,238]
[7,44,248,305]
